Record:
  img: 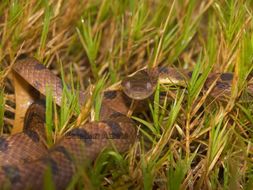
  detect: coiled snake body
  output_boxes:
[0,57,252,189]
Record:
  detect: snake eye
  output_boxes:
[125,81,131,89]
[146,82,152,90]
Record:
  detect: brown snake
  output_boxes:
[0,57,253,189]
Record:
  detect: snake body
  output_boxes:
[0,57,252,189]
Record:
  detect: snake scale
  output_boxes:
[0,57,252,189]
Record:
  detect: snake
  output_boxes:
[0,56,252,189]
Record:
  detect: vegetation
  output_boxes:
[1,0,253,189]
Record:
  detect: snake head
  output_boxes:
[121,69,158,100]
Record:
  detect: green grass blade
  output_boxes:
[167,149,198,190]
[38,1,52,57]
[92,76,107,121]
[76,17,101,79]
[45,86,54,146]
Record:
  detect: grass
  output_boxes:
[1,0,253,189]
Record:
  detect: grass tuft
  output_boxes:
[1,0,253,189]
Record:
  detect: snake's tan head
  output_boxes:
[121,69,158,100]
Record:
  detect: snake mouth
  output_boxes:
[123,88,154,100]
